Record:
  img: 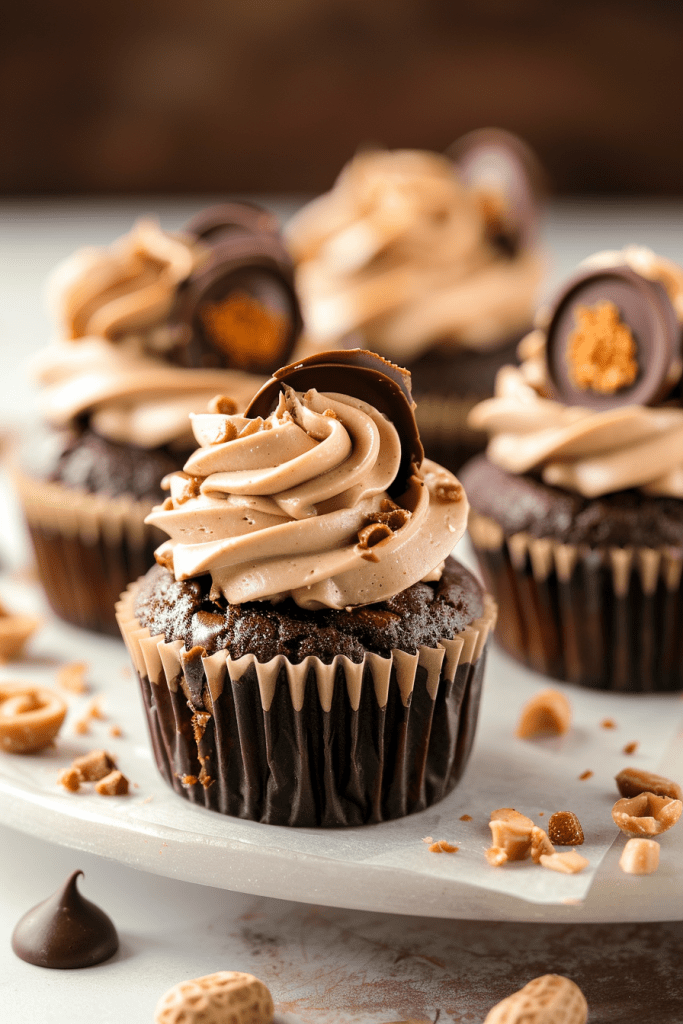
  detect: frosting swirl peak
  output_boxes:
[148,383,467,609]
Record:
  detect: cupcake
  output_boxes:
[286,129,545,473]
[15,203,302,635]
[460,246,683,691]
[116,350,496,827]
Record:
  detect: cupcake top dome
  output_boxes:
[34,204,302,450]
[147,350,468,610]
[285,136,544,361]
[469,246,683,498]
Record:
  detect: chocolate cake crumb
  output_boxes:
[133,557,484,663]
[460,455,683,548]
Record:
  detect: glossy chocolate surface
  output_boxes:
[245,349,424,495]
[170,205,302,375]
[544,264,680,409]
[184,201,280,242]
[448,127,545,253]
[11,870,118,969]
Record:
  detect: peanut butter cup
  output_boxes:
[545,264,681,410]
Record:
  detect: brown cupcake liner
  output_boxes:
[14,468,163,636]
[116,582,497,827]
[469,509,683,692]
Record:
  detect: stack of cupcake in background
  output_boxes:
[13,203,302,635]
[460,245,683,691]
[286,129,546,474]
[116,350,497,827]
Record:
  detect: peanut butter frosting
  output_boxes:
[147,388,468,609]
[286,149,543,359]
[37,220,268,448]
[469,247,683,498]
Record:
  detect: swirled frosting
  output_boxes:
[147,388,468,609]
[37,220,266,448]
[469,247,683,498]
[286,149,543,360]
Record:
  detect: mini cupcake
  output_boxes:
[15,204,302,635]
[460,246,683,691]
[116,350,496,827]
[286,129,545,473]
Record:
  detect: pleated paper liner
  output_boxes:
[468,508,683,692]
[116,581,497,827]
[14,468,164,637]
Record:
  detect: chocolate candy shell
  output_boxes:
[544,264,680,410]
[448,127,545,253]
[246,349,424,495]
[171,230,302,375]
[184,201,280,242]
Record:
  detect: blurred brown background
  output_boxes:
[2,0,682,196]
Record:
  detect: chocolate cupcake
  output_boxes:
[460,246,683,691]
[286,131,546,473]
[116,350,496,826]
[15,205,302,635]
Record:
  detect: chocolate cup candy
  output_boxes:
[545,264,680,410]
[184,201,280,242]
[171,230,302,375]
[246,349,424,496]
[448,127,545,254]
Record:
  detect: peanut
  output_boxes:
[612,792,682,837]
[154,971,273,1024]
[484,974,588,1024]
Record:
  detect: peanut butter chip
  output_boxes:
[200,290,287,369]
[0,611,41,662]
[567,300,639,394]
[619,837,660,875]
[57,662,88,694]
[516,688,572,738]
[154,970,274,1024]
[0,684,66,754]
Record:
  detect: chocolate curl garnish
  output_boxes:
[169,204,302,375]
[245,349,424,497]
[544,264,681,410]
[447,127,546,255]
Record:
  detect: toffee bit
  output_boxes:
[460,814,472,822]
[207,394,237,415]
[623,741,639,755]
[601,718,617,729]
[579,770,593,781]
[428,840,459,853]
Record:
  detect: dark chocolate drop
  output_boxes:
[11,870,118,969]
[245,348,424,496]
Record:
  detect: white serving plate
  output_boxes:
[1,546,681,926]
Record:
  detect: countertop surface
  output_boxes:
[1,198,683,1023]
